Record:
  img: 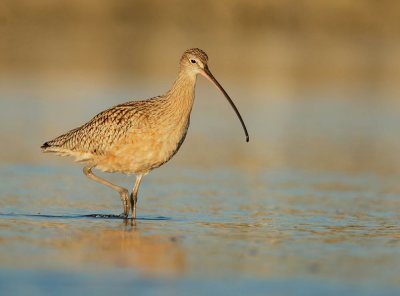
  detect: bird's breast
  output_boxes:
[96,114,190,174]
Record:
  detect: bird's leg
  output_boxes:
[83,166,130,217]
[130,174,143,219]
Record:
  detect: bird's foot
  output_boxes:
[131,207,136,220]
[119,189,130,217]
[130,192,137,220]
[119,212,129,219]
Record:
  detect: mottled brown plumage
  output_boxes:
[41,48,248,219]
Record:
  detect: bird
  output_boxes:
[41,48,249,219]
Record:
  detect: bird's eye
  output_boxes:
[190,59,196,64]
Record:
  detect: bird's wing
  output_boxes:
[42,97,161,154]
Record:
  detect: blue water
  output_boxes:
[0,164,399,295]
[1,269,399,296]
[1,93,400,295]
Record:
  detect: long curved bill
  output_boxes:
[200,65,249,142]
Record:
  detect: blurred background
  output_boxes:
[1,2,400,295]
[1,0,400,173]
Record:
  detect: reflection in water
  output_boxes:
[0,214,185,277]
[0,165,399,293]
[49,223,186,277]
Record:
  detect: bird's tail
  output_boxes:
[41,134,74,155]
[41,136,92,163]
[41,142,51,150]
[41,141,69,155]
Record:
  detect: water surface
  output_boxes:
[0,162,399,295]
[1,79,400,295]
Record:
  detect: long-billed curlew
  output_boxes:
[41,48,249,219]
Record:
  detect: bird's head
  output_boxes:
[179,48,249,142]
[180,48,209,75]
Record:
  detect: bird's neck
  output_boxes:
[166,69,197,115]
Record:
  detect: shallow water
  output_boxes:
[1,81,400,295]
[0,162,399,295]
